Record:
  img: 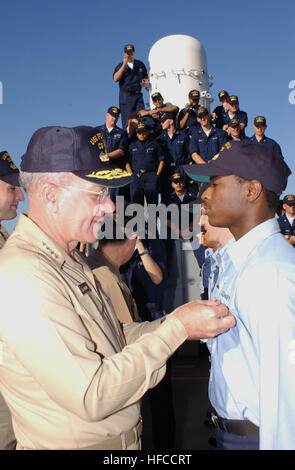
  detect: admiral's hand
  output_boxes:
[171,299,235,340]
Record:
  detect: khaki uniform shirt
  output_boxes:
[0,214,188,449]
[88,250,141,323]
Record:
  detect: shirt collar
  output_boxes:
[12,214,83,270]
[227,218,280,270]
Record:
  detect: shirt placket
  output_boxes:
[61,261,127,351]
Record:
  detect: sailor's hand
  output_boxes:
[171,299,235,340]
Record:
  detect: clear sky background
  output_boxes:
[1,0,295,231]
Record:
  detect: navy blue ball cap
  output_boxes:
[151,92,163,101]
[183,141,291,195]
[283,194,295,205]
[228,118,240,128]
[136,121,150,132]
[107,106,120,117]
[227,95,239,105]
[189,89,200,100]
[160,112,176,123]
[124,44,135,53]
[254,116,266,126]
[197,106,209,118]
[0,151,20,186]
[21,126,134,188]
[218,90,229,100]
[171,172,184,182]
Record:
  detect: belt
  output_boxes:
[211,413,259,437]
[81,419,143,450]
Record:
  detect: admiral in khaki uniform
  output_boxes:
[0,126,234,450]
[0,151,24,450]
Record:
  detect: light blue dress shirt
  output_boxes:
[208,218,295,450]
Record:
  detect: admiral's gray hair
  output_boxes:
[19,171,73,193]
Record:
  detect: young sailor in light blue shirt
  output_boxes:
[183,141,294,450]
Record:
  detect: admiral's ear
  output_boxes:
[40,183,61,213]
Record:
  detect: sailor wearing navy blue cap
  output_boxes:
[0,151,24,244]
[177,89,201,132]
[128,121,165,205]
[163,173,197,231]
[211,90,230,129]
[223,95,248,137]
[278,194,295,246]
[113,44,149,130]
[94,107,130,202]
[183,141,295,450]
[227,118,250,141]
[189,107,228,163]
[139,92,179,122]
[157,113,190,201]
[249,116,283,157]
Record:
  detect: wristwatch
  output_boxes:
[138,249,149,256]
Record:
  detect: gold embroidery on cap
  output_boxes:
[86,169,132,180]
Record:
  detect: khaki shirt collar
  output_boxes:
[14,214,89,272]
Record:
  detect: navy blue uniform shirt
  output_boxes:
[223,109,248,137]
[157,130,189,167]
[163,190,197,239]
[113,59,148,94]
[177,105,201,130]
[94,124,128,153]
[212,104,228,129]
[189,126,228,162]
[128,138,165,171]
[249,135,283,157]
[120,239,167,320]
[278,215,295,236]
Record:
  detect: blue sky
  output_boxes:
[1,0,295,231]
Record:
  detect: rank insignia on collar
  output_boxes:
[77,282,91,295]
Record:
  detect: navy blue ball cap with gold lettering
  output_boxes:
[21,126,135,188]
[218,90,229,100]
[171,172,184,182]
[136,121,150,132]
[124,44,135,53]
[228,118,240,128]
[283,194,295,205]
[160,112,176,123]
[189,89,200,100]
[151,92,163,101]
[183,141,291,195]
[107,106,120,117]
[0,151,20,186]
[227,95,239,105]
[197,106,209,118]
[254,116,266,127]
